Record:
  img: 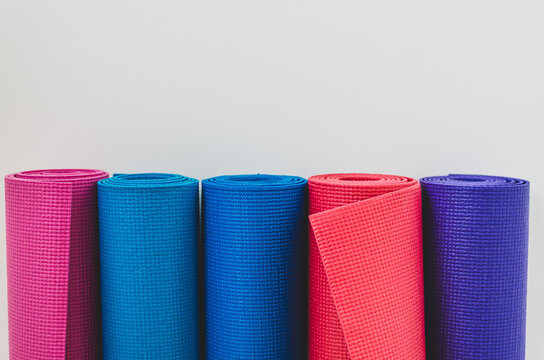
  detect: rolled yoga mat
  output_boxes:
[421,174,530,359]
[5,169,108,359]
[98,173,199,359]
[308,174,426,359]
[202,174,307,359]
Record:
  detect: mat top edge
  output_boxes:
[202,174,307,189]
[420,174,529,188]
[5,169,108,183]
[99,173,198,188]
[308,173,417,188]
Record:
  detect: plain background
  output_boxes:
[1,1,543,358]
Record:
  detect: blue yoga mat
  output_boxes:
[420,174,529,359]
[98,173,199,360]
[202,174,307,359]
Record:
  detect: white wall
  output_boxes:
[1,1,543,358]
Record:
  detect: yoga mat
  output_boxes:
[308,174,426,359]
[5,169,108,360]
[421,174,530,359]
[202,174,307,359]
[98,173,199,359]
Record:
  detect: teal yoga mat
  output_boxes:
[98,173,199,359]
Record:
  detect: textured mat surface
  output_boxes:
[5,169,108,360]
[202,174,307,359]
[98,173,199,359]
[421,174,530,360]
[308,174,426,360]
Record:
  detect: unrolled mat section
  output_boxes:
[5,169,108,360]
[308,174,426,360]
[202,174,307,360]
[98,173,199,360]
[421,174,530,359]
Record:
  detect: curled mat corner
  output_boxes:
[308,173,426,359]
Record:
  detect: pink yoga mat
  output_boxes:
[5,169,108,359]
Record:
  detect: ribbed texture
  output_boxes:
[308,174,426,359]
[5,169,108,360]
[421,174,530,360]
[202,174,307,359]
[98,173,199,360]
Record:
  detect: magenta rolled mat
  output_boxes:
[5,169,108,359]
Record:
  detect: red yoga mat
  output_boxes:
[308,174,426,359]
[5,169,108,359]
